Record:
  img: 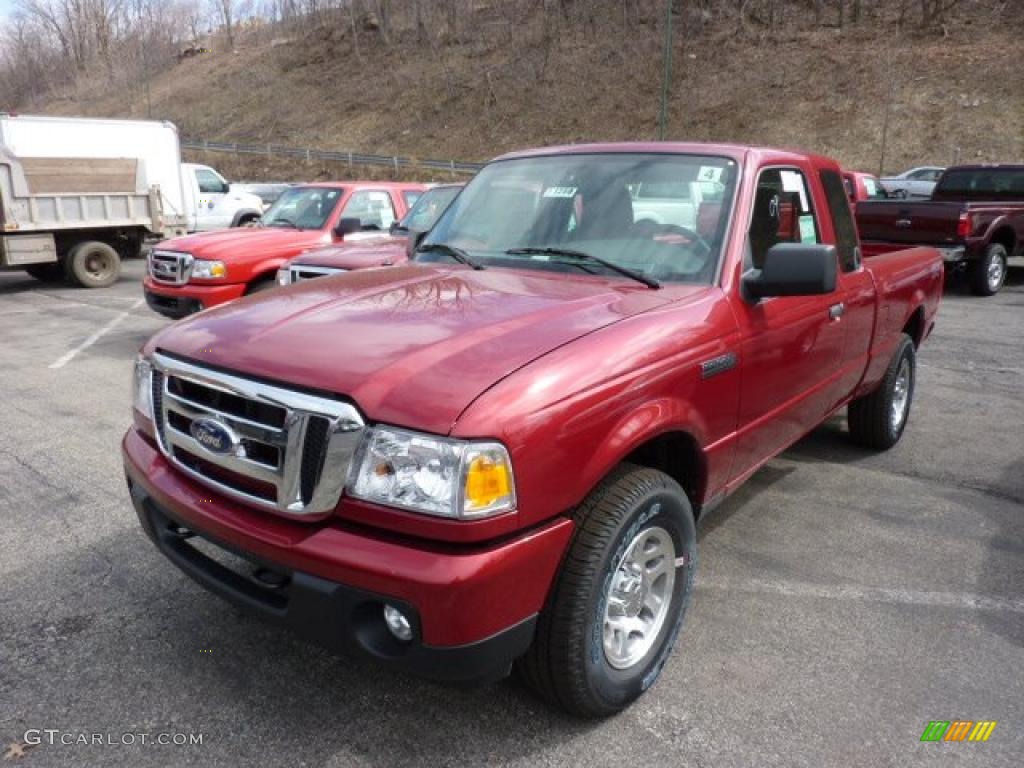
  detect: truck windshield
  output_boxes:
[262,187,344,230]
[399,185,462,231]
[933,168,1024,200]
[420,153,738,285]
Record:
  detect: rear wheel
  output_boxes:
[25,263,63,282]
[969,243,1007,296]
[848,333,916,450]
[63,241,121,288]
[517,464,697,717]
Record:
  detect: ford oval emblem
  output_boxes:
[190,418,239,455]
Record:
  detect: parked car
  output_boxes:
[143,181,426,318]
[0,114,263,287]
[278,182,463,285]
[842,170,887,203]
[124,143,942,717]
[880,166,945,199]
[232,182,295,212]
[857,164,1024,295]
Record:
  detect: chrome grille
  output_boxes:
[149,250,194,285]
[149,352,364,519]
[289,265,347,283]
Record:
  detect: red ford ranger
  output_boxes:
[143,181,426,318]
[124,143,942,717]
[856,164,1024,296]
[278,183,463,285]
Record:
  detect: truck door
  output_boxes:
[192,166,234,230]
[729,166,846,476]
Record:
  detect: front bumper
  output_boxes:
[122,429,573,683]
[142,277,247,318]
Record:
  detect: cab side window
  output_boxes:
[341,190,397,230]
[820,169,860,272]
[196,169,226,195]
[748,168,819,269]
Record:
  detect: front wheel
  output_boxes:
[517,464,696,717]
[969,243,1007,296]
[848,333,916,450]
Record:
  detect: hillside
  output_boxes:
[10,1,1024,181]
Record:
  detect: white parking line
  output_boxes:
[698,578,1024,614]
[48,298,145,369]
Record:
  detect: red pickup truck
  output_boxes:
[143,181,426,317]
[856,164,1024,296]
[124,143,941,717]
[277,183,463,285]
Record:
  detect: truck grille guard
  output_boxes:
[149,250,194,285]
[148,352,364,520]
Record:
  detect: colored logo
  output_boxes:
[920,720,997,742]
[190,418,239,456]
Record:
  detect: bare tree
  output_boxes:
[209,0,236,48]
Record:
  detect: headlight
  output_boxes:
[191,259,227,279]
[132,356,153,421]
[277,267,292,286]
[348,427,515,519]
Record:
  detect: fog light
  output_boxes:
[383,604,413,642]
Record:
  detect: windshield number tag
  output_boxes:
[543,186,577,198]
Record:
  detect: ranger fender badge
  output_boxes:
[700,352,737,380]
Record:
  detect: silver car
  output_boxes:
[880,166,945,199]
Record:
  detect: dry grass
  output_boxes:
[28,6,1023,181]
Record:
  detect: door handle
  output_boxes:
[829,302,845,321]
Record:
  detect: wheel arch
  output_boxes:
[622,430,708,516]
[901,305,926,348]
[988,225,1016,255]
[231,208,263,227]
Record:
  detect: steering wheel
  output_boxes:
[640,223,711,255]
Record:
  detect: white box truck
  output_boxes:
[0,114,264,287]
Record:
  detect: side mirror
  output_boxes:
[743,243,837,301]
[334,217,362,237]
[407,230,428,260]
[220,181,231,194]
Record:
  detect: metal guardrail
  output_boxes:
[180,138,484,175]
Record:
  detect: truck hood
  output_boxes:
[155,227,329,261]
[290,239,408,270]
[145,265,678,434]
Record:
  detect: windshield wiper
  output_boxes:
[505,247,660,289]
[415,242,485,270]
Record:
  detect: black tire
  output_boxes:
[848,333,916,450]
[63,241,121,288]
[237,214,261,228]
[517,463,697,718]
[968,243,1008,297]
[25,263,63,282]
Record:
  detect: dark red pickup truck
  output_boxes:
[124,143,941,717]
[856,164,1024,296]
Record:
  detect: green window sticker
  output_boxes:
[798,215,818,243]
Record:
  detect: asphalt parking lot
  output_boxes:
[1,258,1022,767]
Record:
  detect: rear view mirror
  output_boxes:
[407,230,428,260]
[334,217,362,237]
[743,243,837,301]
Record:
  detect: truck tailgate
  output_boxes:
[855,200,963,245]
